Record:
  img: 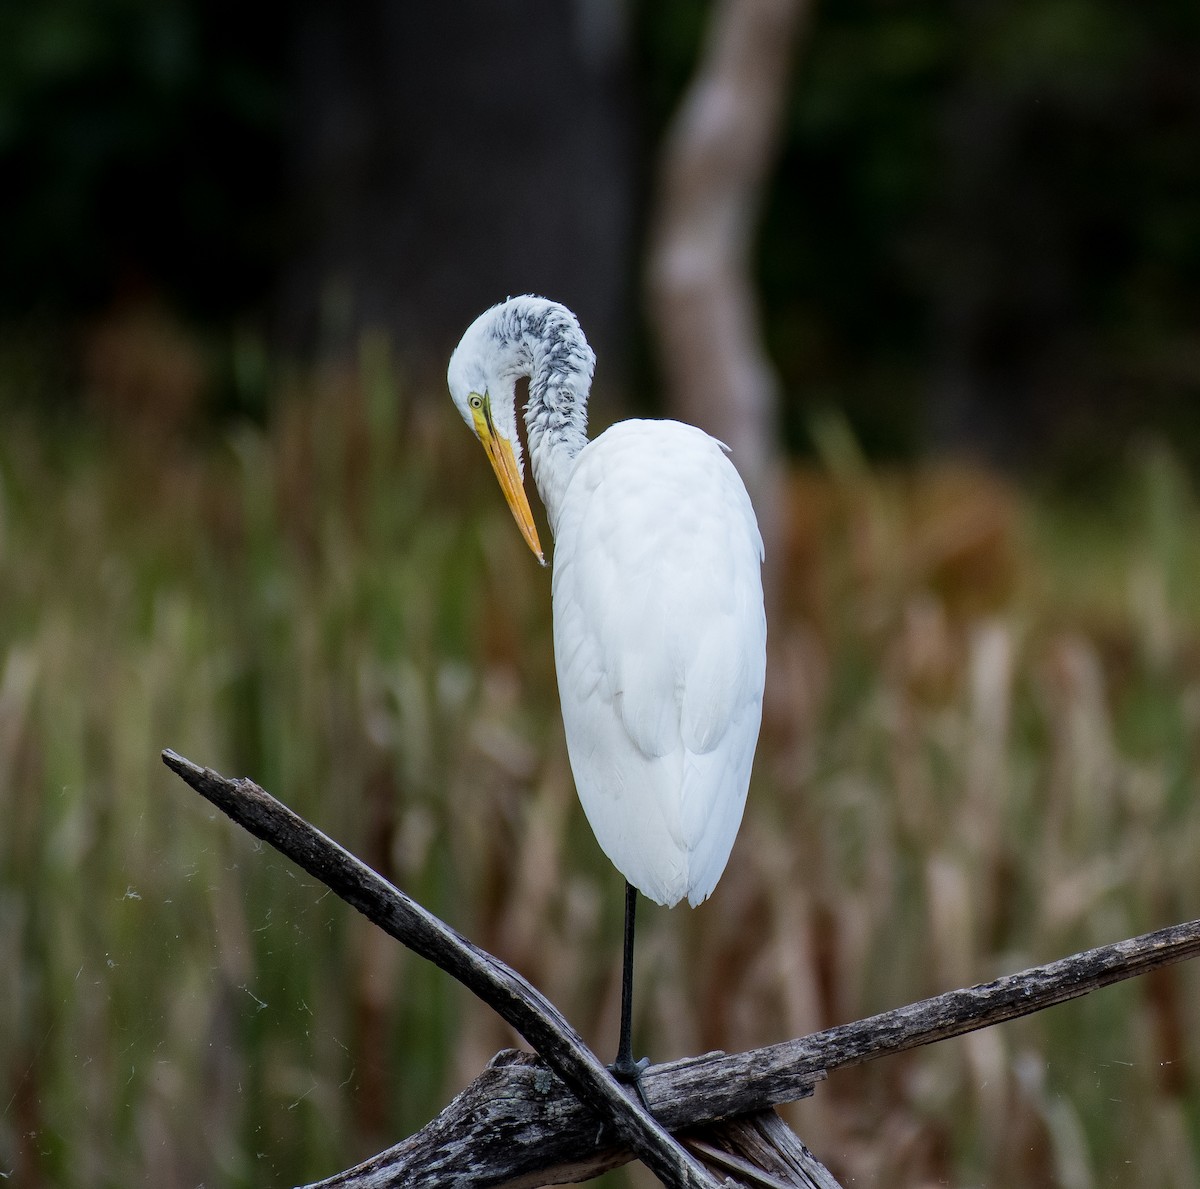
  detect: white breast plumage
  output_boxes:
[551,419,766,907]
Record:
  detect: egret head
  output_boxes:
[448,303,545,564]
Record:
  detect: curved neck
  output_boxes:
[495,299,594,535]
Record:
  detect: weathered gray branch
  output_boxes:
[160,750,723,1189]
[295,914,1200,1187]
[301,1049,828,1188]
[162,749,1200,1188]
[683,1113,844,1189]
[753,913,1200,1079]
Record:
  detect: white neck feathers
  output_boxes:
[479,296,595,535]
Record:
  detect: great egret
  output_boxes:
[448,295,766,1091]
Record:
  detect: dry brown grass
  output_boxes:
[2,363,1199,1187]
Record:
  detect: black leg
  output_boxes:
[609,881,651,1106]
[616,880,637,1070]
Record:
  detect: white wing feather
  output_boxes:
[551,420,766,907]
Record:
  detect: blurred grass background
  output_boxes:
[4,1,1200,1186]
[2,338,1200,1186]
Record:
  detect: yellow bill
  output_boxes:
[470,393,545,565]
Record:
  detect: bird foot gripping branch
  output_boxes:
[610,1054,654,1112]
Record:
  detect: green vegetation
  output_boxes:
[6,1,1200,465]
[2,363,1200,1188]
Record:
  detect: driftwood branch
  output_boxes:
[160,750,724,1189]
[753,913,1200,1077]
[301,1049,827,1188]
[683,1114,843,1189]
[298,917,1200,1187]
[162,750,1200,1187]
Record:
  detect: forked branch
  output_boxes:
[299,918,1200,1187]
[161,750,1200,1188]
[160,750,723,1189]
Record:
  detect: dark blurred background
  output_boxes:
[5,4,1200,1188]
[4,0,1198,473]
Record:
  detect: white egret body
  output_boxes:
[552,419,765,906]
[448,296,766,912]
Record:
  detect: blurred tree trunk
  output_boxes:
[645,0,810,567]
[276,1,636,386]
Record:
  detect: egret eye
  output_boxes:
[469,394,484,410]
